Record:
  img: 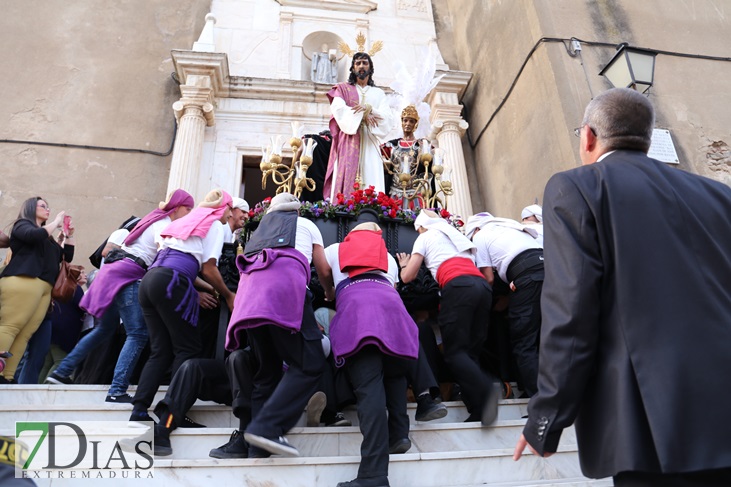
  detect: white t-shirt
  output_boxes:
[222,223,235,244]
[523,223,544,247]
[122,217,170,267]
[412,230,475,280]
[324,242,398,287]
[107,229,129,246]
[157,220,226,268]
[473,225,542,282]
[294,217,324,264]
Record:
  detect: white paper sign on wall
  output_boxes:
[648,129,679,164]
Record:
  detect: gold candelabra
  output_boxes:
[427,151,453,210]
[260,123,317,197]
[396,142,453,211]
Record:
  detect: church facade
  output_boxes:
[2,0,730,260]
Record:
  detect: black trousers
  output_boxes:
[347,345,411,481]
[439,275,493,417]
[134,268,202,410]
[245,290,325,438]
[154,349,256,430]
[508,268,543,397]
[614,467,731,486]
[407,343,440,398]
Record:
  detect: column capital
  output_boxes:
[173,100,215,126]
[432,119,469,138]
[172,50,230,98]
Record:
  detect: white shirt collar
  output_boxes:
[596,150,617,162]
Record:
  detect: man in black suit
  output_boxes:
[513,88,731,486]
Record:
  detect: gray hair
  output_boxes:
[582,88,655,153]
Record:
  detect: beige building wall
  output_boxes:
[0,0,209,261]
[434,0,731,219]
[3,0,730,261]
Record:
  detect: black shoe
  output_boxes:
[209,430,248,459]
[322,411,352,427]
[336,477,390,487]
[306,391,327,427]
[415,394,448,422]
[481,382,500,427]
[388,438,411,454]
[244,433,299,457]
[119,430,155,455]
[105,393,133,403]
[45,372,73,385]
[129,410,154,428]
[153,424,172,456]
[179,416,206,428]
[248,445,271,458]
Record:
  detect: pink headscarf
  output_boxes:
[160,189,232,241]
[124,189,194,245]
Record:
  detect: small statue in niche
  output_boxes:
[311,43,338,84]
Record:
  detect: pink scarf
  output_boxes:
[161,191,232,240]
[124,189,194,245]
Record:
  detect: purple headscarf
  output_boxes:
[124,189,194,245]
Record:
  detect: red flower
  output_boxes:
[440,209,451,219]
[263,196,272,203]
[364,186,374,197]
[389,208,397,218]
[352,182,360,190]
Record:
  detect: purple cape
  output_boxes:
[226,247,311,351]
[329,275,419,366]
[79,258,145,318]
[323,82,361,198]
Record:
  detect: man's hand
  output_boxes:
[365,114,382,127]
[352,104,367,114]
[198,291,218,309]
[513,434,553,461]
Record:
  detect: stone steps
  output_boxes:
[0,384,528,427]
[2,385,611,486]
[17,450,606,487]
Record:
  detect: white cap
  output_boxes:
[521,204,542,222]
[231,197,249,212]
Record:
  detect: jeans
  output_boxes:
[16,317,52,384]
[54,281,148,395]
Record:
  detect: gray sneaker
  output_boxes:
[244,433,299,457]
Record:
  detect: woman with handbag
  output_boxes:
[0,196,74,382]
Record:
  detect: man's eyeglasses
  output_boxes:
[573,125,597,138]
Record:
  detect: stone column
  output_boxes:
[168,48,229,201]
[429,70,474,218]
[167,77,215,197]
[433,118,472,218]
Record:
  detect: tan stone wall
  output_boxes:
[0,0,209,262]
[434,0,731,219]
